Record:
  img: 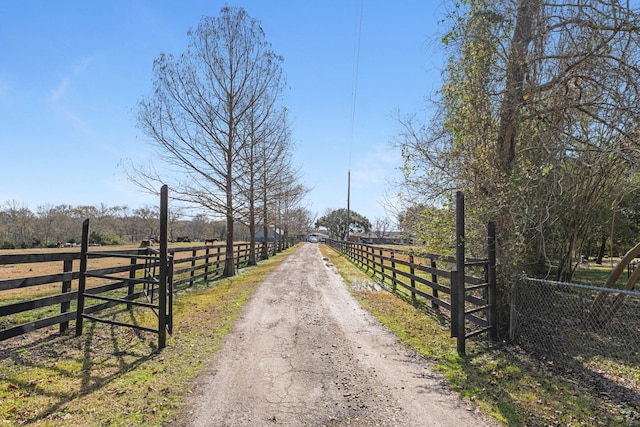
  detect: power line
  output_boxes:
[347,0,364,241]
[348,0,364,170]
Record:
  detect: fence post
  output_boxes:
[450,270,459,338]
[365,245,370,271]
[487,221,497,341]
[60,258,73,334]
[391,252,397,293]
[204,247,210,281]
[127,256,136,310]
[190,248,197,287]
[431,257,439,312]
[380,249,384,281]
[167,259,174,335]
[409,254,416,302]
[455,191,466,354]
[217,246,222,274]
[75,218,90,337]
[158,184,168,349]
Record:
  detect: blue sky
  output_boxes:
[0,1,445,224]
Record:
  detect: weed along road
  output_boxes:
[177,243,496,426]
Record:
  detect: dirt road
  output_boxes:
[178,243,497,426]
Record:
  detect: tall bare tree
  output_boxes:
[135,6,285,276]
[256,110,295,259]
[236,103,289,265]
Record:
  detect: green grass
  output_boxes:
[571,259,631,288]
[3,245,637,426]
[0,246,297,426]
[320,245,639,426]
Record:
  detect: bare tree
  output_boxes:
[133,205,159,242]
[236,103,288,264]
[35,204,77,246]
[256,111,295,259]
[0,200,34,247]
[135,6,285,276]
[373,217,392,242]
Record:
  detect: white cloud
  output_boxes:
[48,55,95,104]
[351,143,401,186]
[50,78,70,104]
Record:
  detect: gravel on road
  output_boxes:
[177,243,498,426]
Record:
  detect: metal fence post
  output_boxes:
[216,246,221,274]
[450,270,459,338]
[127,256,137,310]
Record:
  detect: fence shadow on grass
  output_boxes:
[1,311,157,424]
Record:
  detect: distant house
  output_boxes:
[255,229,282,243]
[350,231,407,245]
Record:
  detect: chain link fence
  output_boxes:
[510,277,640,412]
[510,277,640,363]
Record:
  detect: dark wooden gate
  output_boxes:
[450,191,497,354]
[75,185,172,349]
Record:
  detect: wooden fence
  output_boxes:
[326,192,497,354]
[0,239,283,345]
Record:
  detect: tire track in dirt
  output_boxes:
[177,243,497,426]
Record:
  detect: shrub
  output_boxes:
[1,240,16,249]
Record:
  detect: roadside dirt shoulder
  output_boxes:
[176,243,498,426]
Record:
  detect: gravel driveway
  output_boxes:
[177,243,498,426]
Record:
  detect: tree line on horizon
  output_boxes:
[0,200,315,250]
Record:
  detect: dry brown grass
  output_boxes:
[0,243,222,301]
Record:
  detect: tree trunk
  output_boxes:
[495,0,542,175]
[595,234,607,264]
[260,179,270,260]
[224,127,236,277]
[224,211,235,277]
[248,204,257,266]
[261,222,269,260]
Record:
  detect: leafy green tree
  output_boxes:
[315,208,371,240]
[89,231,123,246]
[396,0,640,332]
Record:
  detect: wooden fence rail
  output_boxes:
[326,238,496,353]
[0,240,285,344]
[325,193,497,354]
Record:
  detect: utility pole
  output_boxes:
[347,170,351,241]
